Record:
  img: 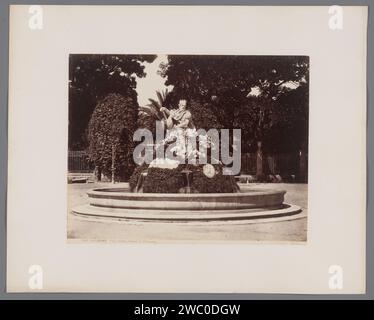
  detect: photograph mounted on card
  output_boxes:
[6,5,366,294]
[67,54,309,243]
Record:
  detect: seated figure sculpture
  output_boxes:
[132,98,239,193]
[159,99,197,162]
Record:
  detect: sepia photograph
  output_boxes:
[6,5,366,294]
[67,54,309,242]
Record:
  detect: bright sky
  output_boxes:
[136,55,173,107]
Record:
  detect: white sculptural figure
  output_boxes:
[160,99,197,160]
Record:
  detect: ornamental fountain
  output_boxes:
[72,103,303,224]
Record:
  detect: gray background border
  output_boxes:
[0,0,371,300]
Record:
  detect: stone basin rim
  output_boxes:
[87,188,287,198]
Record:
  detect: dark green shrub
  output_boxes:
[142,167,185,193]
[128,163,149,191]
[87,93,137,181]
[188,164,239,193]
[133,163,239,193]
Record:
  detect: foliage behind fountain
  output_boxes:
[129,163,239,194]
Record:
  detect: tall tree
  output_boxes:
[88,93,138,181]
[69,54,156,150]
[160,55,309,154]
[160,55,308,103]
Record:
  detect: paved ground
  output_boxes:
[67,182,308,243]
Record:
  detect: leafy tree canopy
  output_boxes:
[69,54,156,101]
[160,55,308,102]
[69,54,156,150]
[88,93,138,181]
[159,55,309,153]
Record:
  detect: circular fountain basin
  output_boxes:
[72,185,303,222]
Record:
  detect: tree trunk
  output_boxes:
[95,166,102,182]
[299,147,307,182]
[256,141,263,180]
[111,144,115,184]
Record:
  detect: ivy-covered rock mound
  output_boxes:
[129,163,239,193]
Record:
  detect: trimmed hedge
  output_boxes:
[143,167,185,193]
[129,163,239,193]
[188,164,239,193]
[129,163,149,191]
